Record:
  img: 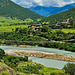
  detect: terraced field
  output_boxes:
[0,25,29,32]
[52,28,75,33]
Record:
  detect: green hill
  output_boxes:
[41,8,75,24]
[0,0,43,20]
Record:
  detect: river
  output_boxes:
[0,45,75,69]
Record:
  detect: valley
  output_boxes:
[28,3,75,17]
[0,0,75,75]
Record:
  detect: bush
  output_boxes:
[16,61,44,74]
[0,72,11,75]
[18,56,28,61]
[2,55,28,68]
[0,48,5,60]
[63,63,75,75]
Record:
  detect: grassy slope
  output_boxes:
[0,62,16,75]
[40,67,64,75]
[0,0,43,20]
[0,61,65,75]
[16,61,64,75]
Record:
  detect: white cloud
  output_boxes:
[11,0,75,8]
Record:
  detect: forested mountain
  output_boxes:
[0,0,43,20]
[48,3,75,16]
[28,3,75,17]
[41,8,75,24]
[28,6,58,17]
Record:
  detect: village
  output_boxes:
[30,18,72,31]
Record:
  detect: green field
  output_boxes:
[52,28,75,33]
[61,29,75,33]
[0,16,32,32]
[40,67,64,75]
[0,16,23,26]
[0,26,75,33]
[0,25,29,32]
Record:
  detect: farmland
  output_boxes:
[0,25,75,33]
[0,25,29,32]
[0,16,32,32]
[52,28,75,33]
[0,16,23,26]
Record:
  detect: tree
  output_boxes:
[41,26,49,32]
[0,49,5,60]
[63,63,75,75]
[61,23,68,28]
[69,18,75,28]
[23,18,33,25]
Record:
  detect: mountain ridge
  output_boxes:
[28,6,59,17]
[41,8,75,24]
[0,0,43,20]
[28,3,75,17]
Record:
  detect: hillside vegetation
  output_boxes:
[0,49,69,75]
[0,61,67,75]
[41,8,75,24]
[0,16,23,26]
[0,0,43,20]
[0,16,31,32]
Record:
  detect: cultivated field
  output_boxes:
[0,25,29,32]
[52,28,75,33]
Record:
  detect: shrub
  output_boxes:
[16,61,44,74]
[63,63,75,75]
[0,72,11,75]
[2,55,28,68]
[0,48,5,60]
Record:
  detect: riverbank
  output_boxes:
[5,49,75,62]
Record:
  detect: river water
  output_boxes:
[0,45,75,69]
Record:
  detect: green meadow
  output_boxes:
[0,26,75,33]
[61,28,75,33]
[0,25,29,32]
[0,16,32,32]
[0,16,23,26]
[52,28,75,33]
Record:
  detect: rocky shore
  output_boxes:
[4,49,75,62]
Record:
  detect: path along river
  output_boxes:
[0,45,75,69]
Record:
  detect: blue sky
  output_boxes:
[11,0,75,8]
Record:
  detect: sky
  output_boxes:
[11,0,75,8]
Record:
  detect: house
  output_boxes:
[61,19,70,24]
[49,24,55,27]
[61,19,67,23]
[42,24,49,26]
[34,27,40,31]
[31,25,36,28]
[31,24,42,31]
[36,24,42,27]
[66,22,71,27]
[56,21,61,26]
[61,19,71,27]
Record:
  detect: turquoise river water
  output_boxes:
[0,45,75,69]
